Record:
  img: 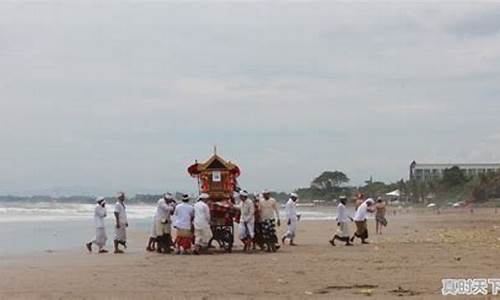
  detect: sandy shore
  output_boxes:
[1,208,499,299]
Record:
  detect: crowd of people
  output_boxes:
[85,191,387,254]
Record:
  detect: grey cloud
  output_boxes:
[1,2,500,195]
[449,8,500,38]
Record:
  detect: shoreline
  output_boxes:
[1,209,499,299]
[0,206,495,258]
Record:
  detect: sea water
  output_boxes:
[0,202,336,256]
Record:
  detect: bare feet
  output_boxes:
[329,239,335,246]
[114,249,124,254]
[86,243,92,252]
[99,249,108,253]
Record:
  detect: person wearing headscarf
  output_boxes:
[155,193,176,253]
[193,193,212,254]
[351,198,375,244]
[173,194,194,254]
[113,192,128,253]
[238,190,255,252]
[329,196,353,246]
[86,197,108,253]
[282,193,300,246]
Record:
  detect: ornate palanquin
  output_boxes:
[187,150,241,232]
[187,152,240,201]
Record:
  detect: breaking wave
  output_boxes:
[0,202,336,222]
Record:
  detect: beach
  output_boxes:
[1,208,499,299]
[0,202,332,256]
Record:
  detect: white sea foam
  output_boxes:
[0,202,151,222]
[0,202,337,222]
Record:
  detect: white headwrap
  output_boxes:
[199,193,210,200]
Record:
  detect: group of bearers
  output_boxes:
[85,191,387,254]
[329,193,388,246]
[86,190,302,255]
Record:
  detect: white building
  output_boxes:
[409,161,500,182]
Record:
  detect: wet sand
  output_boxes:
[0,208,499,299]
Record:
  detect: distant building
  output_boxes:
[409,161,500,182]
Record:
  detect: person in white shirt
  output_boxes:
[154,193,176,253]
[113,192,128,253]
[329,196,353,246]
[238,190,255,251]
[259,190,281,251]
[282,193,301,246]
[173,194,194,254]
[86,197,108,253]
[259,190,280,225]
[193,193,212,254]
[351,198,375,244]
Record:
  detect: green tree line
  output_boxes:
[294,167,500,205]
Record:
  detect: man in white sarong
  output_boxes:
[193,193,212,254]
[113,192,128,253]
[155,193,175,253]
[238,190,255,251]
[86,197,108,253]
[329,196,353,246]
[282,193,300,246]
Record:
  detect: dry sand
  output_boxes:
[1,208,499,299]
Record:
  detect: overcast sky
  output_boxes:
[1,1,500,196]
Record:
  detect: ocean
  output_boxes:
[0,202,338,256]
